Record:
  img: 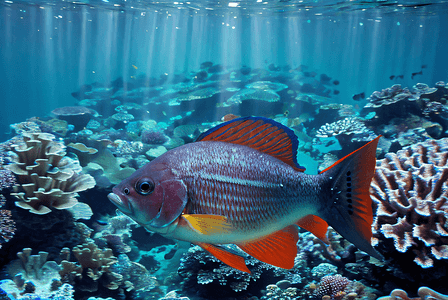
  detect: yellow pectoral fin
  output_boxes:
[181,214,233,235]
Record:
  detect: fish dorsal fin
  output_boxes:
[196,116,305,172]
[296,215,329,244]
[198,242,251,274]
[237,225,299,269]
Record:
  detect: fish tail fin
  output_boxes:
[319,136,383,260]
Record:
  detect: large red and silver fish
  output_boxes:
[108,116,382,273]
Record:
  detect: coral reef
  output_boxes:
[371,138,448,268]
[378,287,448,300]
[314,274,351,300]
[5,248,62,296]
[6,132,95,214]
[59,242,122,293]
[0,195,15,249]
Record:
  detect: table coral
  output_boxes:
[370,138,448,268]
[6,132,96,214]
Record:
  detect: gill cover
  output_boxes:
[149,178,188,228]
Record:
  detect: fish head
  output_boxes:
[108,160,188,232]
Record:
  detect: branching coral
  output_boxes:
[315,117,376,154]
[6,132,96,214]
[370,138,448,268]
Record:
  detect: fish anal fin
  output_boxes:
[238,225,299,269]
[296,215,329,244]
[181,214,232,235]
[320,136,383,259]
[198,243,251,274]
[195,116,305,172]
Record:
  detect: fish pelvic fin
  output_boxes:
[198,243,251,274]
[319,136,383,260]
[238,225,299,269]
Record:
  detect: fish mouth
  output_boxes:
[107,193,133,215]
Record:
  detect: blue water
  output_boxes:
[1,0,447,140]
[2,1,448,299]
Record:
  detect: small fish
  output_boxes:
[352,92,365,101]
[108,117,383,273]
[389,75,395,80]
[397,75,404,79]
[333,80,340,85]
[320,74,332,83]
[95,220,108,226]
[325,140,336,147]
[421,64,427,69]
[303,71,317,78]
[333,90,340,95]
[412,70,423,79]
[221,113,240,122]
[132,65,138,70]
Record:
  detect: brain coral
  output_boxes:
[370,138,448,268]
[6,132,95,214]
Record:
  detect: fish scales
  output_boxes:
[173,142,321,232]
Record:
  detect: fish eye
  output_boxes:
[123,188,130,195]
[136,180,155,195]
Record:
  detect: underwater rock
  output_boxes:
[371,138,448,268]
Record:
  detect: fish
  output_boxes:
[421,64,427,69]
[352,92,365,101]
[389,75,395,80]
[303,71,317,78]
[132,64,138,70]
[412,70,423,79]
[108,117,382,273]
[333,90,340,95]
[333,80,340,85]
